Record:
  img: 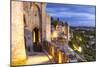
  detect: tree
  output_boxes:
[51,20,58,28]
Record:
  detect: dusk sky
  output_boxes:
[46,3,96,27]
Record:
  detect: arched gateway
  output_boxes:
[24,2,43,55]
[12,1,51,65]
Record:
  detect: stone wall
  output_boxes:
[12,1,51,65]
[41,3,47,41]
[12,1,26,65]
[46,14,51,42]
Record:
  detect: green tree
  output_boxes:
[52,20,58,28]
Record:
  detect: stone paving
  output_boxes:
[24,52,53,65]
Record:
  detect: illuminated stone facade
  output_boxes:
[51,22,70,41]
[11,1,51,65]
[11,0,70,65]
[11,1,26,65]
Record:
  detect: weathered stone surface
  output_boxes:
[12,1,52,65]
[12,1,26,65]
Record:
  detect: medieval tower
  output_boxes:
[12,1,51,65]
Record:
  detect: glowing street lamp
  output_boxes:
[78,46,82,53]
[79,37,82,41]
[73,44,82,53]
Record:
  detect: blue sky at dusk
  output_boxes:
[46,3,96,27]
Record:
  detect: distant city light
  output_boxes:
[78,46,82,52]
[79,37,82,41]
[73,44,82,53]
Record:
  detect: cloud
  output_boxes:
[48,11,95,20]
[69,20,95,27]
[46,3,95,27]
[46,7,71,12]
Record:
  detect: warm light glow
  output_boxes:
[78,46,82,52]
[25,55,53,65]
[51,46,54,57]
[58,51,62,63]
[73,44,82,52]
[38,31,40,42]
[33,31,35,42]
[73,44,78,50]
[52,31,58,39]
[12,1,26,65]
[79,37,82,41]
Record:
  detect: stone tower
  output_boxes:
[11,1,27,65]
[11,1,51,65]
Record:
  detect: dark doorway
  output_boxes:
[33,28,42,52]
[33,28,39,43]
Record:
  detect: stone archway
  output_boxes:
[32,27,42,52]
[33,27,40,43]
[31,3,43,52]
[23,2,43,55]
